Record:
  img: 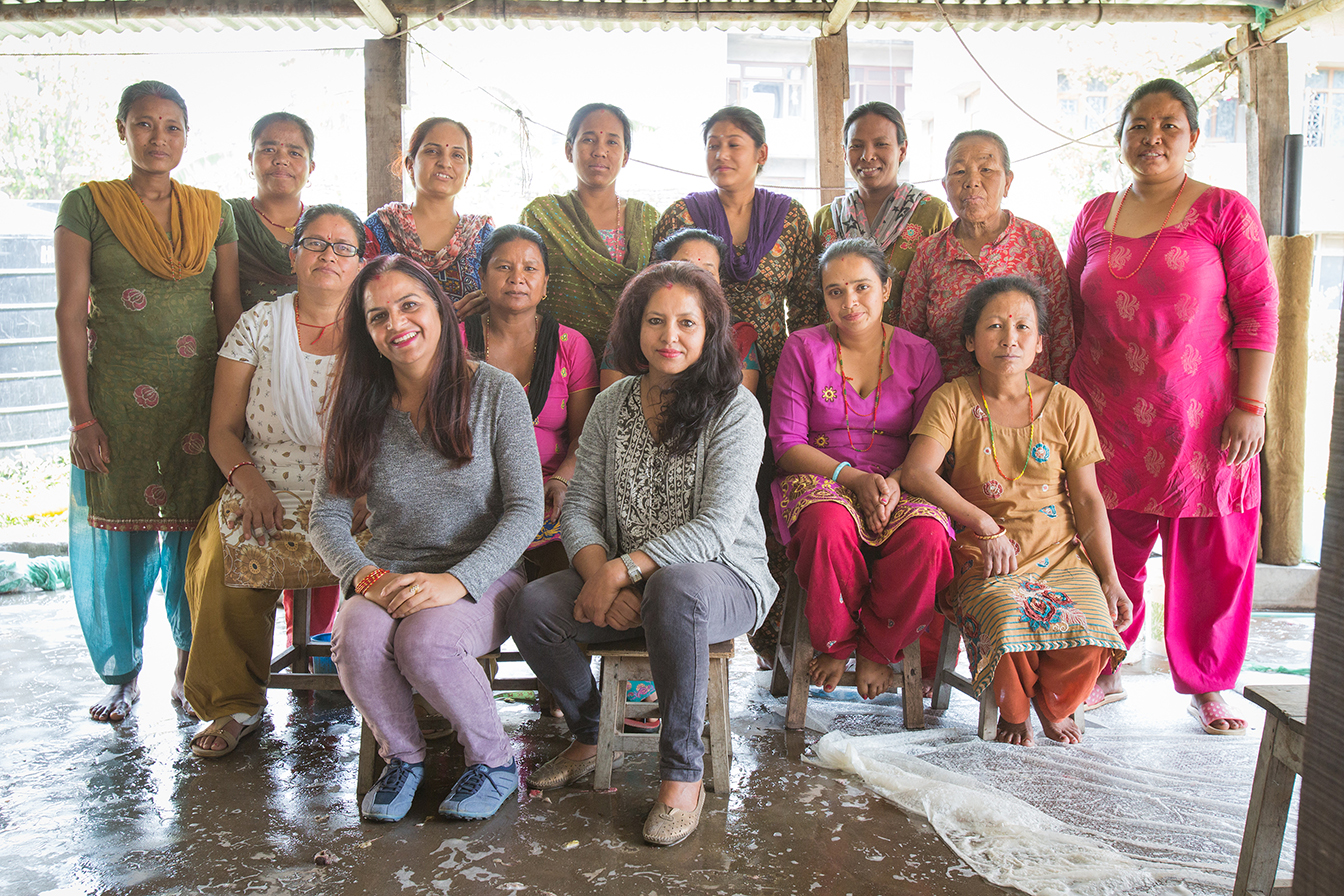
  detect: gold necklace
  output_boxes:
[483,311,538,388]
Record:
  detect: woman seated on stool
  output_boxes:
[770,238,954,699]
[508,261,774,846]
[184,204,365,758]
[309,254,542,822]
[598,227,760,394]
[463,224,597,579]
[901,275,1130,745]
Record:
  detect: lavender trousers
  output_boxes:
[332,567,525,767]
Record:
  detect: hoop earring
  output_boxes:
[1187,151,1197,161]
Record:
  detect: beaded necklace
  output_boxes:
[1105,174,1187,280]
[294,297,339,348]
[835,324,889,452]
[250,197,305,235]
[977,372,1034,483]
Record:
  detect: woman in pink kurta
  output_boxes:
[899,130,1074,384]
[1067,79,1278,734]
[770,239,953,698]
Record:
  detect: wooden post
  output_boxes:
[813,26,849,206]
[1239,26,1289,236]
[365,26,406,214]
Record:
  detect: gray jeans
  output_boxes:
[508,562,756,782]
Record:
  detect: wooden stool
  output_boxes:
[1234,684,1307,896]
[930,617,1084,741]
[769,570,924,730]
[586,638,735,792]
[266,588,342,691]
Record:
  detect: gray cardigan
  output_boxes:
[310,363,544,599]
[561,377,776,630]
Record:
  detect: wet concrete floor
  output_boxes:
[0,586,1314,896]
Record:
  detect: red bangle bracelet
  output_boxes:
[1234,398,1266,416]
[69,418,99,433]
[225,461,256,486]
[356,568,390,594]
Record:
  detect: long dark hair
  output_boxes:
[465,224,557,422]
[607,261,740,455]
[324,255,473,496]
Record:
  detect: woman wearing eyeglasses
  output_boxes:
[182,205,366,758]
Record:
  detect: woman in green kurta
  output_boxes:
[521,103,658,358]
[54,80,240,723]
[228,112,315,310]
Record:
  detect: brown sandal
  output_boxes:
[189,715,261,758]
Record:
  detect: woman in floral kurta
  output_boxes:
[1068,79,1278,734]
[55,81,240,722]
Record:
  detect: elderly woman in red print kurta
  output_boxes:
[1067,78,1278,735]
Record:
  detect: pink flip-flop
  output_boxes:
[1188,699,1248,735]
[1083,684,1127,712]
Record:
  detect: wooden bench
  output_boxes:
[769,570,924,730]
[930,618,1084,741]
[1234,684,1307,896]
[586,637,735,792]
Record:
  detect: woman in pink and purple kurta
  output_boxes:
[1067,79,1277,735]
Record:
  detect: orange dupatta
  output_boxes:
[84,179,222,281]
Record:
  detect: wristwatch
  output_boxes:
[619,553,643,584]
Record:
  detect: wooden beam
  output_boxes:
[824,0,861,36]
[0,1,1256,31]
[351,0,399,35]
[813,26,849,206]
[1238,24,1289,237]
[365,29,405,214]
[1262,0,1344,42]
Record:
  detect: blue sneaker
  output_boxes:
[439,759,519,820]
[360,758,425,822]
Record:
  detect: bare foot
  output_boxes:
[1035,699,1084,744]
[193,717,245,753]
[657,778,703,812]
[1192,691,1248,732]
[90,680,140,722]
[921,678,934,700]
[808,652,847,692]
[854,654,895,700]
[995,717,1035,746]
[171,648,197,718]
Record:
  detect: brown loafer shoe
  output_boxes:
[526,751,623,790]
[642,784,705,847]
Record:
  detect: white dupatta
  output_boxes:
[271,292,324,448]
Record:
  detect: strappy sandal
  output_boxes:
[190,714,262,758]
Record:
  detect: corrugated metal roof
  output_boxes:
[0,0,1266,39]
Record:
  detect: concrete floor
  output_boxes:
[0,584,1313,896]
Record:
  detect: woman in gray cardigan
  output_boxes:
[509,261,775,847]
[310,255,542,825]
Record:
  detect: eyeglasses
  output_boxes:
[297,237,360,258]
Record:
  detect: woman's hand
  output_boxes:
[381,572,467,618]
[605,587,643,631]
[976,518,1018,578]
[1101,577,1133,631]
[574,560,624,627]
[543,477,568,523]
[70,422,110,474]
[227,476,285,545]
[454,289,488,319]
[1221,408,1266,467]
[841,468,898,532]
[351,495,371,535]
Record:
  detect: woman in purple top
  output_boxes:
[770,239,954,698]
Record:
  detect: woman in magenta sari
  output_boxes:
[1068,78,1278,734]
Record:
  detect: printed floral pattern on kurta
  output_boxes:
[911,377,1126,695]
[655,197,817,387]
[57,186,234,530]
[899,213,1075,384]
[1066,187,1279,518]
[813,193,953,325]
[364,203,492,304]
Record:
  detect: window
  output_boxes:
[1306,68,1344,148]
[847,65,912,113]
[1202,98,1238,143]
[727,63,806,119]
[1056,72,1126,136]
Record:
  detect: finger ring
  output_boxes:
[408,585,422,597]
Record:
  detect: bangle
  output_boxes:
[356,568,390,594]
[225,461,256,486]
[548,475,571,487]
[1234,398,1266,416]
[975,526,1008,540]
[69,418,98,433]
[832,461,851,482]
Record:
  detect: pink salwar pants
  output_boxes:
[1107,506,1258,695]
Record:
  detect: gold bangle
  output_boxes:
[548,475,571,487]
[975,526,1007,540]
